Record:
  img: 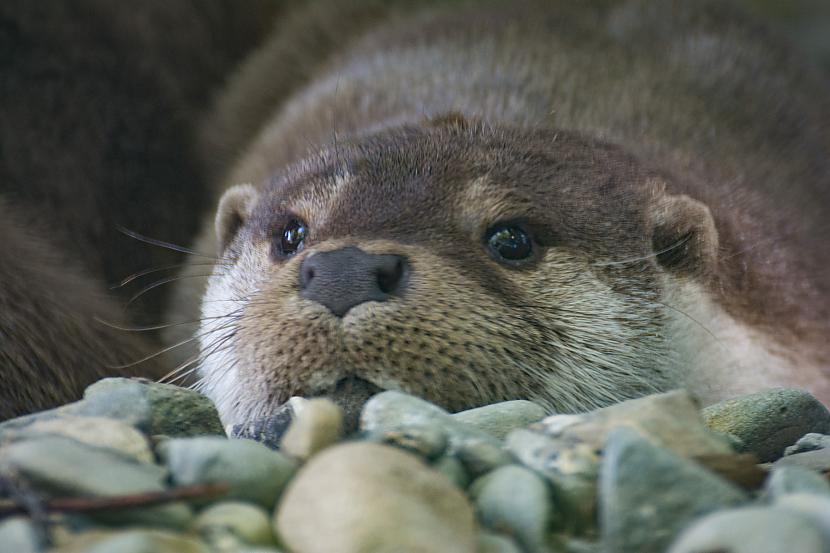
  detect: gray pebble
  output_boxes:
[505,428,598,532]
[455,439,513,478]
[452,400,547,439]
[369,422,449,460]
[535,390,733,458]
[83,529,209,553]
[470,465,555,552]
[194,501,276,547]
[0,436,191,528]
[476,532,523,553]
[765,465,830,499]
[230,402,295,450]
[667,506,825,553]
[0,516,40,553]
[432,455,470,489]
[360,391,503,455]
[600,427,747,553]
[775,493,830,543]
[785,433,830,456]
[702,388,830,462]
[775,447,830,473]
[160,436,297,509]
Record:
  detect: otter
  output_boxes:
[162,0,830,429]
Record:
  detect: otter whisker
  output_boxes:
[592,235,692,267]
[125,273,218,309]
[117,226,227,261]
[112,261,227,290]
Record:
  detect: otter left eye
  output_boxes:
[485,224,533,262]
[277,218,308,257]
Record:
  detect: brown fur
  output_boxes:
[190,0,830,425]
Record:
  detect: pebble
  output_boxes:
[0,516,40,553]
[775,447,830,473]
[230,401,296,450]
[0,436,192,528]
[600,427,747,553]
[785,433,830,456]
[432,455,470,489]
[279,398,344,460]
[764,465,830,499]
[470,465,554,552]
[360,391,503,454]
[80,529,208,553]
[160,436,297,509]
[194,501,276,547]
[536,390,733,457]
[452,400,547,439]
[702,388,830,462]
[667,506,825,553]
[505,428,598,532]
[18,416,154,463]
[775,493,830,542]
[455,438,513,478]
[476,532,523,553]
[275,442,476,553]
[370,423,449,460]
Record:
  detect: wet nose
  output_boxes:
[298,247,409,317]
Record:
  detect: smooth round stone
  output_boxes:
[785,433,830,456]
[0,517,39,553]
[668,507,825,553]
[194,502,276,547]
[775,448,830,473]
[505,429,598,532]
[535,390,734,458]
[0,436,191,528]
[775,493,830,542]
[21,416,154,463]
[455,439,513,478]
[279,398,344,460]
[82,529,209,553]
[371,422,449,460]
[765,465,830,499]
[470,465,554,552]
[452,401,547,440]
[79,378,225,438]
[275,442,476,553]
[600,428,747,553]
[161,437,296,509]
[432,455,470,489]
[476,532,523,553]
[230,402,296,450]
[702,388,830,462]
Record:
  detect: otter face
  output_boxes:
[199,122,717,426]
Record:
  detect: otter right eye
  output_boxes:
[485,223,533,264]
[277,218,308,257]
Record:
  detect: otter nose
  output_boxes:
[298,247,408,317]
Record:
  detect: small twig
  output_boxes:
[0,482,229,518]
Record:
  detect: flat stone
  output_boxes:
[79,378,225,438]
[279,398,343,460]
[600,427,747,553]
[536,390,733,458]
[0,436,191,528]
[160,437,296,509]
[455,439,513,478]
[452,401,547,439]
[81,529,208,553]
[476,532,523,553]
[785,433,830,456]
[370,422,449,460]
[775,493,830,542]
[0,516,40,553]
[702,388,830,462]
[230,401,296,450]
[17,416,154,463]
[275,442,476,553]
[764,465,830,499]
[505,429,598,532]
[470,465,554,552]
[194,501,276,547]
[432,455,470,489]
[360,391,503,454]
[667,506,825,553]
[775,448,830,473]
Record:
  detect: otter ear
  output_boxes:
[650,194,718,277]
[215,184,258,253]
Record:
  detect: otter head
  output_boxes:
[199,120,718,427]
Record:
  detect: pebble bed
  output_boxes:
[1,378,829,553]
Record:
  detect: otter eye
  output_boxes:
[278,218,308,257]
[485,224,533,263]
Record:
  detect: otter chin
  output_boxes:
[177,0,830,428]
